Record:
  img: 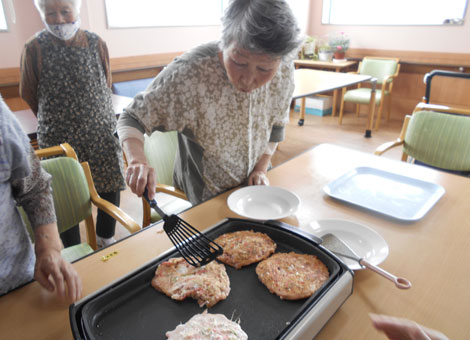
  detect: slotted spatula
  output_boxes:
[143,190,223,267]
[321,233,411,289]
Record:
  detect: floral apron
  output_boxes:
[36,31,125,193]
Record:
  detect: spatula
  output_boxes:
[143,190,223,267]
[321,233,411,289]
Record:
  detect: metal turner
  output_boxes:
[143,190,223,267]
[321,233,411,289]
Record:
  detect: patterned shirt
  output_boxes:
[119,41,295,204]
[0,97,56,295]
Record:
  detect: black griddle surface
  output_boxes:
[70,219,344,339]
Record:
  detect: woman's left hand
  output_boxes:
[248,170,270,186]
[33,223,82,302]
[34,247,82,302]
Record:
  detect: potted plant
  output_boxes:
[328,32,350,60]
[317,40,333,61]
[301,35,316,59]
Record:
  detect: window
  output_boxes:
[0,0,8,31]
[104,0,228,28]
[322,0,468,25]
[105,0,306,30]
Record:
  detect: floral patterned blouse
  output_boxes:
[119,41,295,204]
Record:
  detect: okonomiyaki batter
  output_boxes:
[166,311,248,340]
[214,230,276,269]
[255,252,329,300]
[152,257,230,307]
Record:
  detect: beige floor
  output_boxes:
[87,108,404,242]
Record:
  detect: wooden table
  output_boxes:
[294,59,358,117]
[13,94,133,146]
[294,59,357,73]
[1,143,469,340]
[293,69,377,137]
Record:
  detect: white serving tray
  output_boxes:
[323,167,445,221]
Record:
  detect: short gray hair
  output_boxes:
[34,0,82,15]
[220,0,302,58]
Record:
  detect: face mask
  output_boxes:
[44,17,81,41]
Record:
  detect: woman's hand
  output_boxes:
[248,170,270,186]
[33,224,82,302]
[122,137,156,199]
[126,160,156,199]
[370,314,449,340]
[248,153,272,186]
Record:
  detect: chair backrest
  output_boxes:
[404,110,470,171]
[40,157,92,233]
[359,57,399,84]
[144,131,178,186]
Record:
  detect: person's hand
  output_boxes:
[34,245,82,302]
[126,160,156,199]
[369,314,449,340]
[121,138,157,199]
[248,170,270,186]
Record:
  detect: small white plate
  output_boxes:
[306,219,389,270]
[227,186,300,220]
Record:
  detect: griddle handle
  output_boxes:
[264,220,323,245]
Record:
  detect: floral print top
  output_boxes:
[120,42,295,204]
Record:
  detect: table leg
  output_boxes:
[298,97,306,126]
[332,89,338,117]
[365,79,377,138]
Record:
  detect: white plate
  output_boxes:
[227,186,300,220]
[306,219,389,270]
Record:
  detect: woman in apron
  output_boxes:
[20,0,125,248]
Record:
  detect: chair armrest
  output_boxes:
[374,115,411,156]
[92,195,141,233]
[374,139,404,156]
[156,184,188,201]
[81,162,141,233]
[35,143,78,160]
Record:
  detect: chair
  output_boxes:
[339,56,400,130]
[142,131,192,227]
[375,103,470,175]
[26,143,141,262]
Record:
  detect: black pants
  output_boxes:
[60,191,121,247]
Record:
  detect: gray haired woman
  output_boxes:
[20,0,125,248]
[118,0,302,204]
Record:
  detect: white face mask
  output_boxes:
[44,17,81,41]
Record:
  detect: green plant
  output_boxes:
[328,32,350,53]
[317,39,333,53]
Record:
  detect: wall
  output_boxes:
[309,1,470,53]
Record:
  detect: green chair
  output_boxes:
[339,56,400,130]
[375,103,470,175]
[142,131,192,227]
[28,143,140,262]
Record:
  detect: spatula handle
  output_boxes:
[359,259,412,290]
[143,188,167,219]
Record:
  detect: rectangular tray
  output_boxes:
[323,166,445,221]
[70,219,350,340]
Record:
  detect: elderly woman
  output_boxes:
[117,0,302,204]
[20,0,125,248]
[0,96,81,301]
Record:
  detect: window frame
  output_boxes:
[321,0,469,26]
[0,0,9,32]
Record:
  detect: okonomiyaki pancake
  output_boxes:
[255,252,329,300]
[152,257,230,307]
[166,310,248,340]
[214,230,277,269]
